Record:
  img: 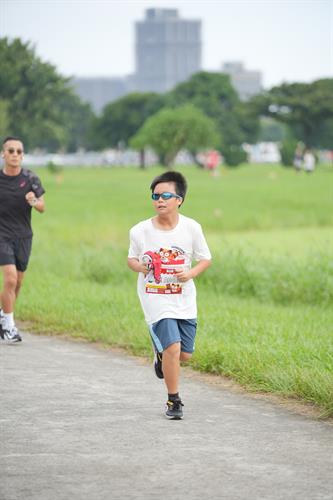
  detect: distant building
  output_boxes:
[72,9,202,113]
[221,62,262,100]
[72,77,129,113]
[134,8,201,93]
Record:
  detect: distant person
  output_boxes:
[303,149,316,174]
[0,136,45,343]
[205,150,221,176]
[293,143,304,173]
[128,171,211,419]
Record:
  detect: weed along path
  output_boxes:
[1,333,333,500]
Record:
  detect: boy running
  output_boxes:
[128,171,211,419]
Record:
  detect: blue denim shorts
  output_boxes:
[149,318,197,354]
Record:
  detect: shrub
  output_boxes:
[223,145,247,167]
[279,139,297,167]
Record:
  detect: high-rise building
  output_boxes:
[72,9,202,112]
[134,8,201,93]
[221,62,262,100]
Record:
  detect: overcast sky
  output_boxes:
[1,0,332,88]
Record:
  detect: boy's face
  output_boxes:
[2,140,24,169]
[152,181,182,216]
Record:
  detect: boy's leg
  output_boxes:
[163,341,184,419]
[178,318,197,362]
[180,351,192,362]
[162,341,181,394]
[150,319,184,418]
[148,324,164,379]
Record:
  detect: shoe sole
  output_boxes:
[165,415,183,420]
[1,335,22,343]
[165,405,183,420]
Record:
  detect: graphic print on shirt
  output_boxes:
[142,246,188,295]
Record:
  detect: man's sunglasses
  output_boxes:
[152,192,181,201]
[6,148,23,155]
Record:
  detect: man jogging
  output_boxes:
[0,136,45,342]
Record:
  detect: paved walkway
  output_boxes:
[1,333,333,500]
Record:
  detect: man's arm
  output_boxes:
[25,193,45,213]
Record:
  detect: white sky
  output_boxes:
[1,0,332,88]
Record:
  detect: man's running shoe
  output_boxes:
[154,351,164,379]
[1,326,22,343]
[165,398,184,420]
[0,328,4,339]
[0,309,4,338]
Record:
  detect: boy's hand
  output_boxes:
[174,260,211,282]
[174,268,192,283]
[139,263,150,275]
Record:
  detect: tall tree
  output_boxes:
[166,71,260,165]
[0,37,94,151]
[250,79,333,148]
[130,105,220,166]
[90,92,166,150]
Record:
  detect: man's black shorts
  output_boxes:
[0,237,33,272]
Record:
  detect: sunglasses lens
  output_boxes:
[161,193,172,200]
[152,192,180,201]
[7,148,22,154]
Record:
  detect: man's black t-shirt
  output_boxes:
[0,168,45,240]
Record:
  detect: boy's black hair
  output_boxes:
[2,136,23,146]
[150,171,188,203]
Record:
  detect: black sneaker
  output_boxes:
[154,351,164,379]
[165,398,184,420]
[2,326,22,343]
[0,309,4,338]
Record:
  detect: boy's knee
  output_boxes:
[164,342,181,358]
[180,352,192,362]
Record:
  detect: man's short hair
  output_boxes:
[150,171,188,203]
[2,136,23,146]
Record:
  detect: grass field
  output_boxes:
[6,163,333,417]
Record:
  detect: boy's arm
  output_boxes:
[175,259,211,283]
[127,257,149,275]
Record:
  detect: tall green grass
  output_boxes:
[203,246,333,305]
[4,164,333,416]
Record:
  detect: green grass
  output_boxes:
[4,164,333,417]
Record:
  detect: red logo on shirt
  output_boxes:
[20,181,26,188]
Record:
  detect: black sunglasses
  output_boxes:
[152,192,181,201]
[6,148,23,155]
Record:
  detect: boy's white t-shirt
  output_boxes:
[128,214,212,325]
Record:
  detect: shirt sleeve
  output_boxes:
[192,222,212,261]
[29,173,45,198]
[128,228,141,259]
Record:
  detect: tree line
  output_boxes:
[1,37,332,166]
